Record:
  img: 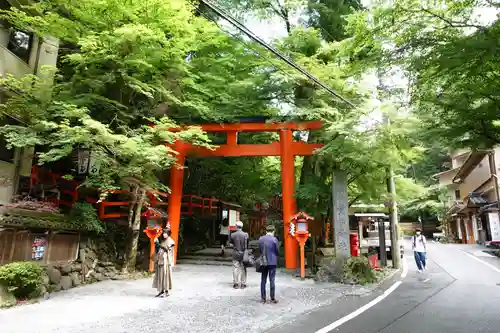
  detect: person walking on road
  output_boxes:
[412,228,427,272]
[258,224,279,304]
[230,221,248,289]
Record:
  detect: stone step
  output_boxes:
[176,259,233,266]
[179,255,232,262]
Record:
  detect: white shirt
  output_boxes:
[220,225,229,235]
[412,234,427,253]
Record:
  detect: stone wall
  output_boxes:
[43,235,124,294]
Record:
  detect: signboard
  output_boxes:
[289,222,296,236]
[475,215,482,231]
[88,156,101,176]
[31,236,47,261]
[228,209,238,230]
[488,212,500,242]
[78,150,90,174]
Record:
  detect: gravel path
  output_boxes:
[0,265,366,333]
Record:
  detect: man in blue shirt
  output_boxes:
[258,224,279,304]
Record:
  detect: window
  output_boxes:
[7,29,33,63]
[455,189,461,200]
[0,0,10,27]
[0,115,18,163]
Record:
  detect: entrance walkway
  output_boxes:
[0,265,366,333]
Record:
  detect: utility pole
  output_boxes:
[387,167,401,269]
[378,218,388,267]
[377,68,401,269]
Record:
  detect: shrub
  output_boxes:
[316,256,378,285]
[0,262,45,299]
[343,257,377,285]
[70,202,105,233]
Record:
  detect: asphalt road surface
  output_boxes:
[269,241,500,333]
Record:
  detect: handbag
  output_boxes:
[243,249,255,267]
[255,243,268,273]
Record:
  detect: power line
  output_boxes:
[198,0,355,107]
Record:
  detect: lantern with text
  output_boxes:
[291,211,313,279]
[75,148,101,176]
[142,207,168,272]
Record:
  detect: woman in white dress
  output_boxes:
[153,230,175,297]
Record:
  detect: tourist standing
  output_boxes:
[230,221,248,289]
[259,224,279,304]
[412,228,427,272]
[153,230,175,297]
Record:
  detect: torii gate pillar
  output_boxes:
[166,140,186,264]
[280,129,298,269]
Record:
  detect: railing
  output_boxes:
[30,167,240,220]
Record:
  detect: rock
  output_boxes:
[60,264,72,275]
[69,272,81,287]
[101,261,115,267]
[58,276,73,290]
[46,267,62,285]
[41,273,50,286]
[71,264,82,272]
[91,272,106,281]
[0,285,16,308]
[104,270,117,279]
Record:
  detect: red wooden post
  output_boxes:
[167,141,186,264]
[280,129,298,269]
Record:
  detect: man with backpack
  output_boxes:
[412,228,427,272]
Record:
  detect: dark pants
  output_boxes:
[260,265,277,300]
[414,251,426,270]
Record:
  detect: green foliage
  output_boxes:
[316,256,377,285]
[343,256,377,284]
[0,262,44,299]
[307,0,363,42]
[400,185,449,221]
[342,0,500,149]
[70,202,105,233]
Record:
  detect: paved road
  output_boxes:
[270,241,500,333]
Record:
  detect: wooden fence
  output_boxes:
[0,229,79,265]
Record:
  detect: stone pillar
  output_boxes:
[332,170,350,259]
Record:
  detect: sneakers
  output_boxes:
[233,284,239,289]
[261,298,278,304]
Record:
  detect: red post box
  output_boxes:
[349,232,359,257]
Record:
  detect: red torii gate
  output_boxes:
[167,121,323,269]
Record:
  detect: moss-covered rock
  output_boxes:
[0,285,16,308]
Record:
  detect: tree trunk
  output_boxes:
[122,188,146,273]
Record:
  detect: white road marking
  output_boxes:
[314,281,403,333]
[464,252,500,274]
[314,256,409,333]
[401,256,408,279]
